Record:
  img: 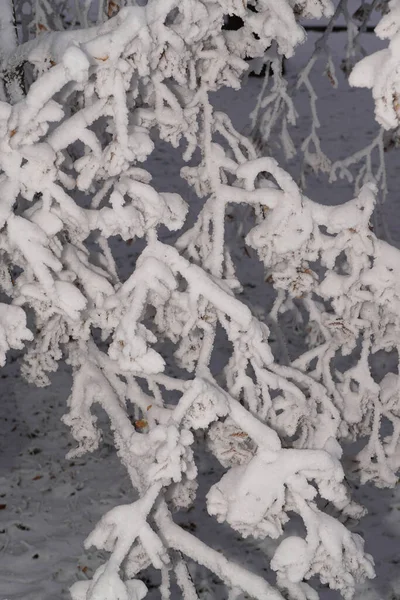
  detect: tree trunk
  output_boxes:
[0,0,25,102]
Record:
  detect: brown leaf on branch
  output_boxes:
[78,565,89,574]
[107,0,120,18]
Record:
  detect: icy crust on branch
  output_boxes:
[244,160,400,487]
[66,361,373,600]
[350,0,400,128]
[247,1,392,199]
[0,1,384,600]
[0,303,33,365]
[0,0,333,368]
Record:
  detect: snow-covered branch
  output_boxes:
[1,2,396,600]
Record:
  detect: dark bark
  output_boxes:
[0,0,25,102]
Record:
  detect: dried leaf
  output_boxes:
[107,0,119,18]
[78,565,89,574]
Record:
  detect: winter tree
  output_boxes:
[2,0,400,599]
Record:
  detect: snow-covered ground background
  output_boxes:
[2,11,400,600]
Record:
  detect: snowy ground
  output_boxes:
[2,17,400,600]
